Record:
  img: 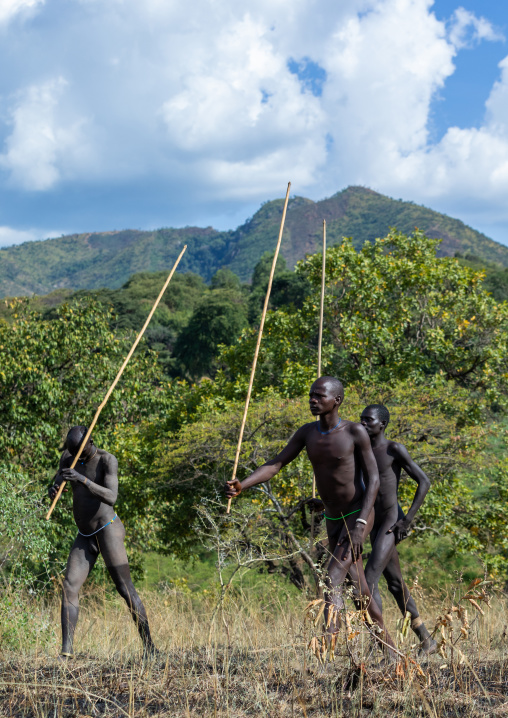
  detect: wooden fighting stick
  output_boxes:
[312,219,327,501]
[45,245,188,521]
[226,182,291,514]
[309,220,326,544]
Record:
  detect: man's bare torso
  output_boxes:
[371,440,401,521]
[303,419,365,517]
[59,449,116,533]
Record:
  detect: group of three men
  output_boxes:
[50,376,435,660]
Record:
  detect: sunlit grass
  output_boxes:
[1,576,507,717]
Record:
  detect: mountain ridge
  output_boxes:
[1,186,507,297]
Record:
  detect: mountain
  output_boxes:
[2,186,508,297]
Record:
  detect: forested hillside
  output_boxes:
[2,186,508,297]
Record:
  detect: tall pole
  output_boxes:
[46,245,188,520]
[226,182,291,514]
[312,220,326,500]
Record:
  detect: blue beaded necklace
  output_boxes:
[316,418,342,435]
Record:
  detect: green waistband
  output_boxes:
[323,508,362,521]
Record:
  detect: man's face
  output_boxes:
[309,380,341,416]
[66,436,93,459]
[360,409,384,437]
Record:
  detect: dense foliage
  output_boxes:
[219,230,508,405]
[0,299,167,582]
[1,229,508,593]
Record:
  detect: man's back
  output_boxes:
[371,439,403,516]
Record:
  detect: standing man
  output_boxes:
[360,404,436,654]
[225,377,397,657]
[48,426,156,659]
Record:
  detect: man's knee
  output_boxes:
[364,562,382,584]
[114,577,140,608]
[62,578,79,602]
[386,576,403,596]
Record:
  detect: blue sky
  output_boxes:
[1,0,508,249]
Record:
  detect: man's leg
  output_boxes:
[325,515,397,656]
[346,557,397,654]
[98,519,155,652]
[364,516,397,613]
[382,550,436,653]
[61,535,99,656]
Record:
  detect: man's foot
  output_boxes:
[418,636,437,656]
[57,652,74,663]
[142,644,161,661]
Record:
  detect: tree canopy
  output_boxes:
[2,229,508,591]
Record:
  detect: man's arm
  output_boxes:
[339,423,380,560]
[224,425,308,498]
[388,442,431,543]
[48,453,69,499]
[59,455,119,506]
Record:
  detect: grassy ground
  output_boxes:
[1,573,507,717]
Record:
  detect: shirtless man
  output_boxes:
[48,426,156,659]
[360,404,436,653]
[225,377,396,655]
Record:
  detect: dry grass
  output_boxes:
[1,582,507,717]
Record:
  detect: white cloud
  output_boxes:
[448,7,504,50]
[0,0,507,241]
[0,225,39,246]
[160,13,327,193]
[365,51,508,213]
[0,77,93,190]
[0,0,43,26]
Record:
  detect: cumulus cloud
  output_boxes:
[448,7,504,50]
[0,77,95,191]
[0,0,507,241]
[0,0,43,26]
[160,13,327,193]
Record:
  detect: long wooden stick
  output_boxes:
[46,245,187,520]
[226,182,291,513]
[312,219,326,499]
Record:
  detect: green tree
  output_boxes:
[248,251,288,323]
[0,298,168,583]
[210,268,243,292]
[219,230,508,403]
[173,289,248,379]
[152,380,497,584]
[75,271,208,376]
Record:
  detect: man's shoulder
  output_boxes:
[60,449,71,464]
[297,421,317,435]
[387,439,407,455]
[98,448,118,465]
[344,420,368,437]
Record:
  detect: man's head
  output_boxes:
[360,404,390,437]
[309,376,344,416]
[65,426,93,458]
